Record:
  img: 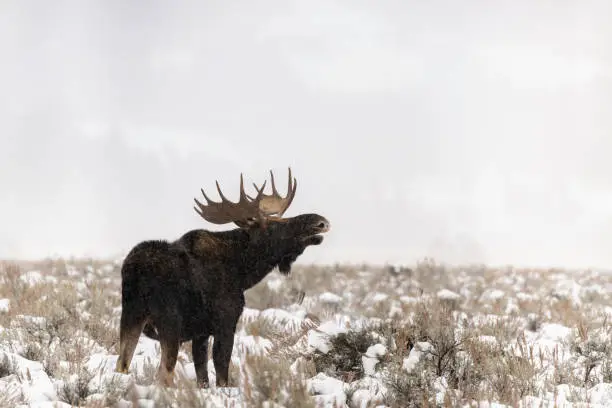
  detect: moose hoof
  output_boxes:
[156,370,176,388]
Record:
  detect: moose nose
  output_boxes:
[316,220,330,232]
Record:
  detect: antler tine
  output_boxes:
[215,180,232,203]
[247,179,268,201]
[193,201,205,217]
[283,172,297,216]
[279,167,297,216]
[270,170,279,196]
[256,180,267,199]
[238,173,247,202]
[199,188,215,204]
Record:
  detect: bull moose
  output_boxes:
[114,168,330,387]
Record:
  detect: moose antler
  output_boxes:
[193,174,267,225]
[250,167,297,218]
[194,168,297,227]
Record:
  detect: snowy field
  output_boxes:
[1,258,612,407]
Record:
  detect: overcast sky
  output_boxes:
[1,0,611,268]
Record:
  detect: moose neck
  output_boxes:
[232,232,290,291]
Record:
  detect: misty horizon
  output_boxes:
[1,1,611,269]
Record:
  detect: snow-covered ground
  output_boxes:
[1,259,612,407]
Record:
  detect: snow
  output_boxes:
[266,277,283,292]
[0,298,9,313]
[552,279,583,306]
[236,335,273,355]
[319,292,343,304]
[399,295,418,304]
[258,307,311,333]
[370,292,389,303]
[308,329,334,353]
[18,403,74,408]
[480,288,506,302]
[19,270,44,285]
[348,377,387,407]
[433,376,449,405]
[240,307,261,323]
[0,351,57,403]
[588,383,612,406]
[403,341,433,373]
[365,343,387,358]
[437,288,461,300]
[1,261,612,407]
[362,343,388,376]
[307,373,348,407]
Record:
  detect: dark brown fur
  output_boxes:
[114,213,329,387]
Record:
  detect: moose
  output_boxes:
[114,168,330,388]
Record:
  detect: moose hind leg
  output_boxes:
[156,334,181,387]
[115,312,147,374]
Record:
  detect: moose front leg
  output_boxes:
[192,334,210,387]
[212,330,235,387]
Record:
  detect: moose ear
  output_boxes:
[234,217,264,230]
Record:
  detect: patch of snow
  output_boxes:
[437,289,461,300]
[480,289,506,302]
[516,292,537,302]
[365,344,387,358]
[132,335,162,360]
[0,351,57,403]
[319,292,343,304]
[307,372,347,406]
[403,342,433,373]
[348,377,387,408]
[388,302,403,319]
[433,376,449,405]
[11,315,47,329]
[399,295,418,304]
[236,335,273,356]
[362,352,382,376]
[313,394,349,407]
[308,330,333,354]
[44,276,59,284]
[66,265,81,277]
[536,323,573,344]
[266,277,283,292]
[0,374,22,405]
[18,402,74,408]
[20,270,44,285]
[551,279,582,306]
[476,401,512,408]
[371,292,389,303]
[306,318,352,353]
[588,382,612,406]
[318,319,349,336]
[504,298,519,314]
[477,335,498,346]
[240,307,261,323]
[259,307,310,333]
[0,298,9,313]
[101,264,115,274]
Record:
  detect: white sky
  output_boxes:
[1,0,611,268]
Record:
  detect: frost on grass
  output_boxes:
[2,259,612,407]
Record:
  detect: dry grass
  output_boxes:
[240,353,317,407]
[1,258,612,407]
